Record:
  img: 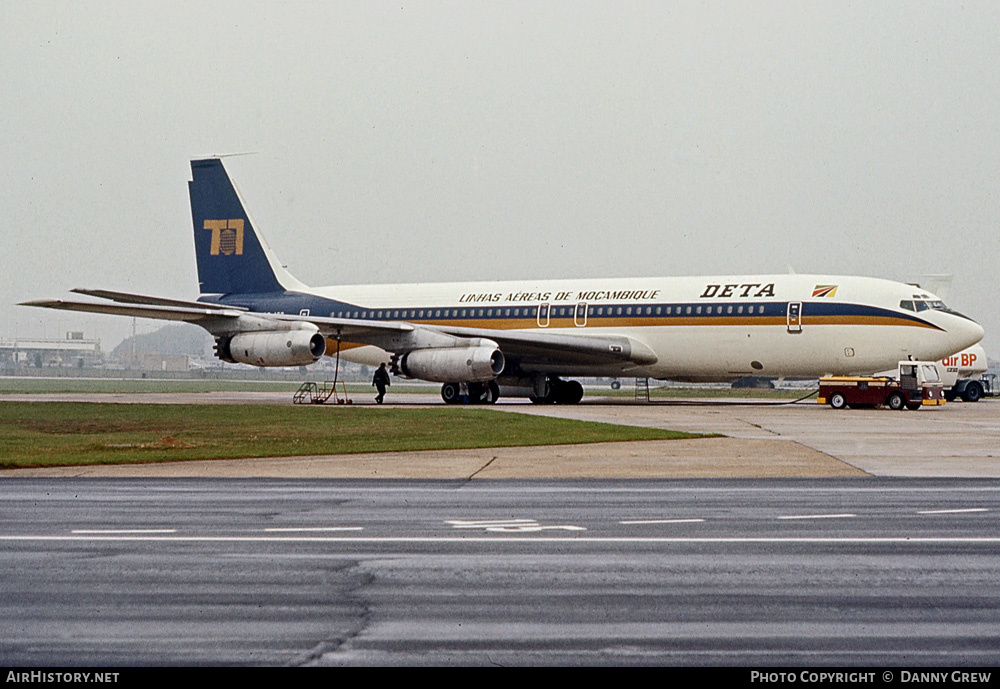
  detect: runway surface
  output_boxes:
[2,478,998,666]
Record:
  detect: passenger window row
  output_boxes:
[326,304,770,319]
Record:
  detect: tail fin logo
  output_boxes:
[204,219,245,256]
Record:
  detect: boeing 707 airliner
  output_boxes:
[21,158,985,404]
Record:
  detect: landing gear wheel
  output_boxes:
[530,378,584,404]
[962,382,984,403]
[529,377,554,404]
[887,392,907,410]
[561,380,584,404]
[829,392,847,410]
[465,382,500,404]
[906,402,922,411]
[441,382,461,404]
[467,383,485,404]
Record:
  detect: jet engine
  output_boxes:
[393,345,505,383]
[216,330,326,367]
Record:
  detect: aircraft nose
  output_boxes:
[953,315,985,350]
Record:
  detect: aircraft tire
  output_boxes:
[467,383,485,404]
[441,382,461,404]
[962,382,984,403]
[906,402,922,411]
[464,382,500,405]
[562,380,584,404]
[887,392,907,411]
[482,381,500,404]
[529,377,556,404]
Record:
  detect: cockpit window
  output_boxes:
[907,299,957,314]
[900,297,973,321]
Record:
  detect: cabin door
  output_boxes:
[537,303,550,328]
[786,301,802,333]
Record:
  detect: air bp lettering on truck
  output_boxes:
[935,345,993,402]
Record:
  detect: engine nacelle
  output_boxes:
[222,330,326,367]
[394,345,505,383]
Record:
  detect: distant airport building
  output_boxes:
[0,332,102,369]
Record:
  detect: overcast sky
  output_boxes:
[3,1,998,357]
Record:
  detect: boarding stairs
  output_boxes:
[293,381,352,405]
[634,377,650,403]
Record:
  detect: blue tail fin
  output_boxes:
[189,158,294,295]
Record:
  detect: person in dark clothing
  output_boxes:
[372,362,390,404]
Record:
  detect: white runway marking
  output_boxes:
[777,513,857,520]
[447,519,539,529]
[620,519,706,525]
[262,527,364,532]
[446,519,586,532]
[917,508,989,515]
[70,529,177,534]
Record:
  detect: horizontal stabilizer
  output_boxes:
[19,298,244,322]
[70,289,248,311]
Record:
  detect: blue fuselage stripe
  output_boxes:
[199,293,937,329]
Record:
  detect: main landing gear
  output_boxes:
[528,378,584,405]
[441,381,500,405]
[440,377,585,404]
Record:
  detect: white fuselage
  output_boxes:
[282,273,983,380]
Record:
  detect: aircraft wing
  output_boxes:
[424,323,658,367]
[21,292,655,367]
[263,314,656,366]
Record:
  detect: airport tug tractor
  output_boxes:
[818,361,946,411]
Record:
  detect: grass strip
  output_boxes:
[0,379,316,394]
[0,378,444,395]
[0,402,707,469]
